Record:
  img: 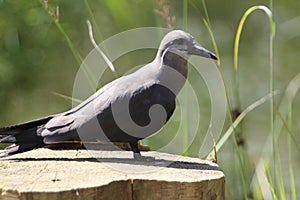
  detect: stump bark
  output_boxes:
[0,148,225,200]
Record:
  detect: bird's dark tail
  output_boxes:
[0,116,53,157]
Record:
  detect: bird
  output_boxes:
[0,30,217,159]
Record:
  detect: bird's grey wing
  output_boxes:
[39,79,120,143]
[40,114,75,135]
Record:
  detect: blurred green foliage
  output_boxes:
[0,0,299,123]
[0,0,300,199]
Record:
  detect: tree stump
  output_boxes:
[0,148,225,200]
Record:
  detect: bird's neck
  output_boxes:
[153,51,188,95]
[162,51,188,79]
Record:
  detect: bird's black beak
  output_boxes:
[189,44,218,60]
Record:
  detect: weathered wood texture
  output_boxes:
[0,149,225,200]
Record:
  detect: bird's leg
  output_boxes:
[129,141,155,161]
[129,141,142,159]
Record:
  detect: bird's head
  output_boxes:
[157,30,217,60]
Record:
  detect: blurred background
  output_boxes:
[0,0,299,199]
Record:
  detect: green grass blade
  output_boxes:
[289,161,297,200]
[277,111,300,152]
[206,91,278,160]
[51,92,83,104]
[251,73,300,198]
[233,6,276,196]
[275,153,286,199]
[182,0,189,155]
[234,5,275,71]
[264,162,278,200]
[287,83,298,200]
[200,0,220,67]
[253,73,300,158]
[202,18,220,67]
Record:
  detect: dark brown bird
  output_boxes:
[0,30,217,158]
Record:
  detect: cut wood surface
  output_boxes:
[0,148,225,200]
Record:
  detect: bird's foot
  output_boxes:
[133,153,155,162]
